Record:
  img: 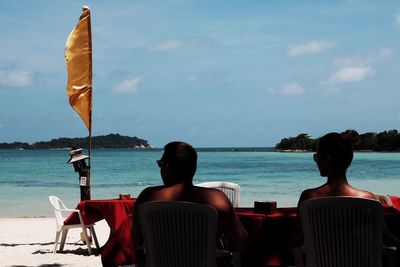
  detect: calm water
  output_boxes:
[0,149,399,217]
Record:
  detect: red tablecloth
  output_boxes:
[236,199,400,267]
[236,207,297,267]
[64,197,400,267]
[64,198,136,267]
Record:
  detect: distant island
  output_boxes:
[0,133,154,149]
[275,129,400,152]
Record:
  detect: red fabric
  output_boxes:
[236,206,400,267]
[389,195,400,211]
[63,199,400,267]
[236,207,297,267]
[64,199,136,267]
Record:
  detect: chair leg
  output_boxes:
[232,252,241,267]
[53,231,61,254]
[81,226,92,254]
[89,226,100,250]
[60,228,69,252]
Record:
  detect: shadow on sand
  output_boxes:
[0,242,53,247]
[10,265,65,267]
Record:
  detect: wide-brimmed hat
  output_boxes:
[67,148,89,163]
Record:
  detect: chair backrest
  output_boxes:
[138,201,219,267]
[299,197,383,267]
[197,181,240,207]
[49,195,67,231]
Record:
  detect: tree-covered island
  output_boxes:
[276,129,400,152]
[0,134,153,149]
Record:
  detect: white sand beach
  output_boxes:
[0,218,111,267]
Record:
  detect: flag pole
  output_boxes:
[84,5,93,170]
[85,5,93,200]
[65,5,93,200]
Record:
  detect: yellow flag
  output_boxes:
[65,6,92,132]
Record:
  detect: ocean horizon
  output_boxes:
[1,148,400,217]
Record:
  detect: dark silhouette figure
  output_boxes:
[132,141,249,265]
[299,130,374,203]
[296,130,398,248]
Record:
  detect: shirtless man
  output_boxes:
[132,141,249,256]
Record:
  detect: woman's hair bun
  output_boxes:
[341,129,359,147]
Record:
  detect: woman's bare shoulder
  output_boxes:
[352,189,376,200]
[298,186,326,205]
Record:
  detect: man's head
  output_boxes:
[158,141,197,185]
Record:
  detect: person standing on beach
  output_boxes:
[132,141,249,263]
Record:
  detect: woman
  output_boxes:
[298,130,374,203]
[297,130,398,246]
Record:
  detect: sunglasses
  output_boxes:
[156,160,167,168]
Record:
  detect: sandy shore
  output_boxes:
[0,217,111,267]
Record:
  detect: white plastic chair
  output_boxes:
[293,196,391,267]
[138,201,234,267]
[374,193,394,206]
[48,196,99,254]
[197,181,241,207]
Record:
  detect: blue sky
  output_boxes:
[0,0,399,147]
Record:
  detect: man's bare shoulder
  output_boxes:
[193,186,232,211]
[135,185,167,204]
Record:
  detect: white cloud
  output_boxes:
[0,70,33,87]
[332,57,362,67]
[146,39,183,51]
[326,66,374,84]
[280,82,305,95]
[270,82,305,95]
[186,74,198,82]
[113,76,143,93]
[395,13,400,26]
[288,40,334,56]
[333,48,392,67]
[377,47,393,59]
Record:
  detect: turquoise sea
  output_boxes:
[1,148,400,217]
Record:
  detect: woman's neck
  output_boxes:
[326,173,348,186]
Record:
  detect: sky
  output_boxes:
[0,0,399,147]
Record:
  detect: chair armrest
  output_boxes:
[216,249,232,258]
[382,245,397,267]
[61,208,80,213]
[216,250,241,267]
[383,245,397,252]
[61,209,87,226]
[292,246,305,267]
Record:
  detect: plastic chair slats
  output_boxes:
[139,201,218,267]
[299,197,383,267]
[197,182,240,207]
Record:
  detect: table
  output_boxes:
[65,197,400,267]
[236,198,400,267]
[64,198,136,267]
[236,207,297,267]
